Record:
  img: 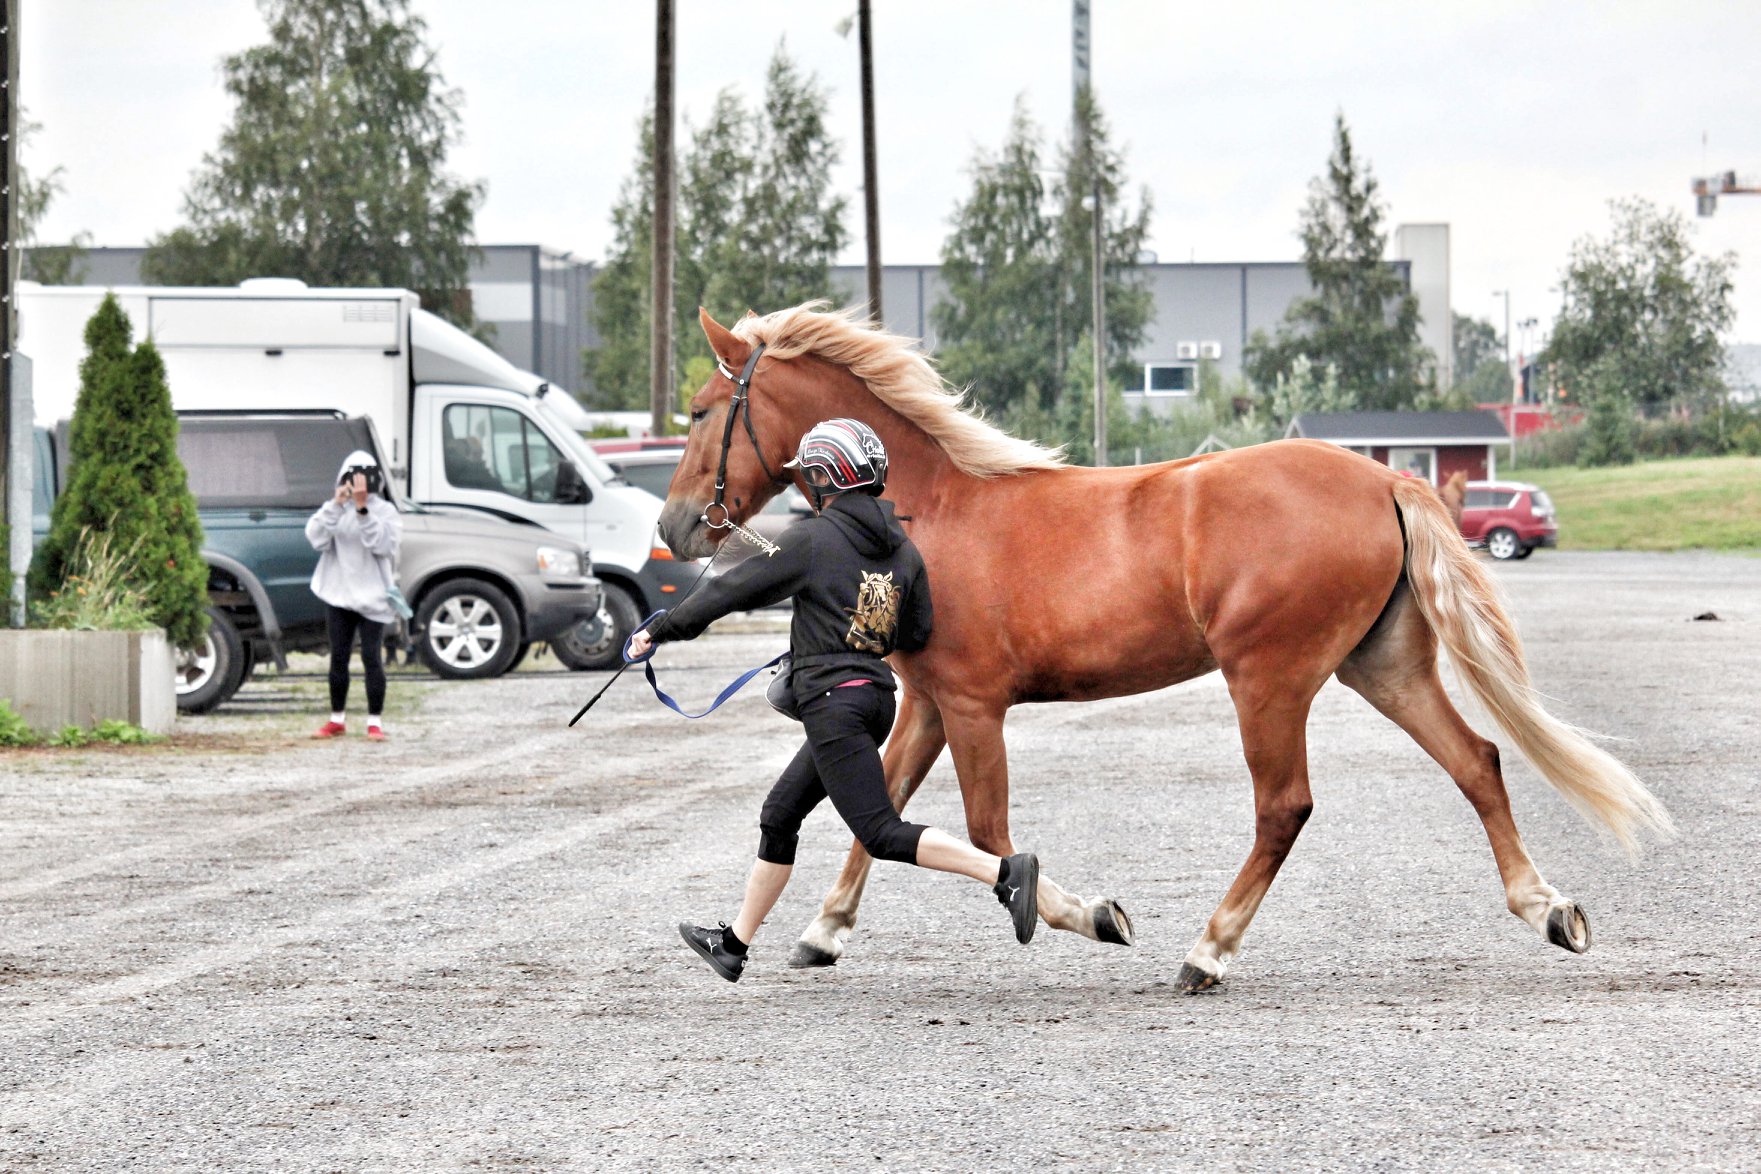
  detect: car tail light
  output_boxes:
[650,545,674,561]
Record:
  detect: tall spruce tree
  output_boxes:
[933,93,1153,448]
[933,101,1061,419]
[587,45,848,412]
[701,51,849,319]
[142,0,483,327]
[30,296,208,649]
[1244,113,1431,410]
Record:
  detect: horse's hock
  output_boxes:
[0,629,176,734]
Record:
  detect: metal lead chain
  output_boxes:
[729,520,780,557]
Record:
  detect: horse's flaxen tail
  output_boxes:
[1390,477,1675,856]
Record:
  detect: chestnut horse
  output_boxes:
[656,304,1673,992]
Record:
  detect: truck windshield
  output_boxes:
[531,396,623,485]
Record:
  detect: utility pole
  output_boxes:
[1492,289,1511,402]
[650,0,675,437]
[2,0,21,625]
[857,0,882,325]
[1073,1,1105,467]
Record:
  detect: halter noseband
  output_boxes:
[703,342,786,530]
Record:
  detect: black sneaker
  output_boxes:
[993,853,1040,944]
[679,921,746,982]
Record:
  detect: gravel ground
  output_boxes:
[2,550,1757,1171]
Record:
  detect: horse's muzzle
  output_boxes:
[657,497,721,561]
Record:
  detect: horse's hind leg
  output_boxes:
[1335,584,1592,953]
[1178,677,1319,993]
[790,688,946,968]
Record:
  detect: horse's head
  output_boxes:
[656,308,814,560]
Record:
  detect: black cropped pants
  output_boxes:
[325,605,387,716]
[756,683,928,867]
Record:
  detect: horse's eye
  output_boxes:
[690,408,707,423]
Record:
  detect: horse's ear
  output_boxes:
[699,307,751,369]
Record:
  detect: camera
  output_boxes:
[340,464,385,495]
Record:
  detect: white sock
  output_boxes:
[368,716,384,731]
[331,712,346,725]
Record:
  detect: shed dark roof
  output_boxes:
[1289,410,1510,443]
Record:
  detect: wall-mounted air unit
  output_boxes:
[1199,341,1223,360]
[1175,341,1199,360]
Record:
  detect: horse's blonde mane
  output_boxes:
[730,302,1066,477]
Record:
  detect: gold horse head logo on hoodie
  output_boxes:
[845,570,901,653]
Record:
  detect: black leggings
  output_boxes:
[757,684,928,867]
[325,605,387,716]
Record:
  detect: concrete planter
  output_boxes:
[0,628,176,735]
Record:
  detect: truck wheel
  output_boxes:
[415,578,522,680]
[177,606,246,714]
[553,582,640,671]
[506,642,533,672]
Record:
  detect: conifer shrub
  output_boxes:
[28,294,207,648]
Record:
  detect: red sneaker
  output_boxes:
[310,721,347,739]
[366,726,387,742]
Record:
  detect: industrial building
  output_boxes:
[47,227,1454,412]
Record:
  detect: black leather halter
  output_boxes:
[702,343,785,530]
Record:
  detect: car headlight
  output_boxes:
[536,545,583,578]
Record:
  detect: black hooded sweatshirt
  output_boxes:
[647,493,933,703]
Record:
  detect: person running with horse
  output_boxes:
[627,418,1040,982]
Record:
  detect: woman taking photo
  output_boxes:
[305,450,403,742]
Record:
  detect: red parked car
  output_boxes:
[1458,480,1559,560]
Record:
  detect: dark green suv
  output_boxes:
[35,414,605,712]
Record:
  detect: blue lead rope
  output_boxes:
[627,609,787,720]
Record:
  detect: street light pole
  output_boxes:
[1492,290,1511,403]
[1073,2,1105,466]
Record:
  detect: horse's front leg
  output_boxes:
[790,687,946,968]
[943,701,1134,949]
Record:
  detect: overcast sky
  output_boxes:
[24,1,1761,352]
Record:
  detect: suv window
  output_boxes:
[1466,488,1520,510]
[174,416,379,509]
[443,404,568,503]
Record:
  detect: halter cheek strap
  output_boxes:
[704,342,784,529]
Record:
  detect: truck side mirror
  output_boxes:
[556,460,592,505]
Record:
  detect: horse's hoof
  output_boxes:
[1176,962,1219,994]
[788,940,840,969]
[1093,900,1135,947]
[1545,902,1592,954]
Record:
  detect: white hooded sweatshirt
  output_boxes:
[306,450,403,623]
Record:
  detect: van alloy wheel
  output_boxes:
[1486,527,1521,561]
[552,583,641,672]
[415,578,522,680]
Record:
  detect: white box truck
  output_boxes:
[19,279,690,668]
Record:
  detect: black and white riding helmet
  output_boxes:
[788,418,888,506]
